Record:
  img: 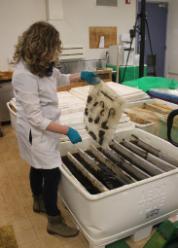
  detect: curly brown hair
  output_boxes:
[13,21,62,77]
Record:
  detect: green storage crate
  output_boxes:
[106,64,147,83]
[119,65,147,83]
[106,239,130,248]
[122,76,178,92]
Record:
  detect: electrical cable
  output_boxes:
[145,18,156,76]
[121,0,156,82]
[121,15,139,83]
[145,18,153,55]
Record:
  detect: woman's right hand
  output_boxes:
[66,127,82,144]
[46,122,82,144]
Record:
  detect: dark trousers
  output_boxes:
[29,167,61,216]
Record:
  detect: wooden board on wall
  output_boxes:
[89,26,117,49]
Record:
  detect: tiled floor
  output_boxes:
[0,125,149,248]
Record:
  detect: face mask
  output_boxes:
[45,62,55,77]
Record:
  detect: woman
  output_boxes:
[12,21,100,237]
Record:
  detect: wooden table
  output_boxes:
[0,73,13,137]
[96,68,112,82]
[58,81,87,91]
[58,69,113,91]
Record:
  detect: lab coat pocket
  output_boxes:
[30,126,60,153]
[30,126,43,147]
[29,129,32,145]
[40,131,60,152]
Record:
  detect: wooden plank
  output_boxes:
[0,71,13,80]
[96,69,112,81]
[89,26,117,48]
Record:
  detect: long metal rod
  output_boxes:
[77,149,126,188]
[89,145,135,184]
[122,140,176,171]
[131,135,160,156]
[67,152,108,192]
[131,135,178,166]
[101,147,150,181]
[111,140,164,176]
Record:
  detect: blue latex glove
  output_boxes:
[80,71,100,85]
[67,127,82,144]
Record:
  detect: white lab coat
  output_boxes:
[12,61,70,169]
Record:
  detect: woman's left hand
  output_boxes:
[80,71,101,85]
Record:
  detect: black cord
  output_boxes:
[121,4,156,82]
[121,15,140,83]
[121,35,134,83]
[145,17,156,76]
[145,18,154,55]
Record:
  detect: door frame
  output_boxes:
[136,0,169,76]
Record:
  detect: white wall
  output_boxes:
[166,0,178,78]
[0,0,46,70]
[0,0,136,70]
[49,0,136,60]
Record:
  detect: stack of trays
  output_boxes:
[70,82,150,103]
[57,91,85,114]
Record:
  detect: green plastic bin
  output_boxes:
[123,77,178,92]
[119,65,147,83]
[106,64,147,83]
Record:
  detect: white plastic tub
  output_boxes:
[59,128,178,248]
